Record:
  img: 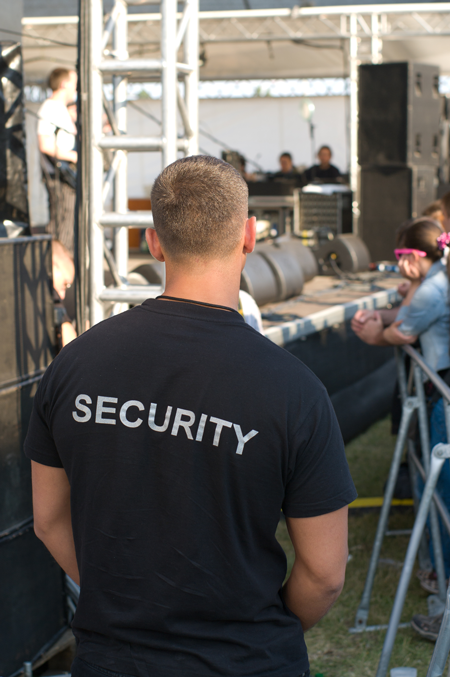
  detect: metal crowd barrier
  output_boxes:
[349,345,450,676]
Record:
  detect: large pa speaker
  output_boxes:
[358,62,440,167]
[0,42,30,229]
[0,236,66,676]
[359,165,436,262]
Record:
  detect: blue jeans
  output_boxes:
[424,398,450,578]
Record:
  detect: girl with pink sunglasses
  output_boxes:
[352,217,450,637]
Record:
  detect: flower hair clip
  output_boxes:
[437,232,450,250]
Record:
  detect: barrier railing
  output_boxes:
[350,345,450,676]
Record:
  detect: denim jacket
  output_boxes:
[397,260,450,373]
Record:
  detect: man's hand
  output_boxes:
[352,310,386,345]
[350,309,375,333]
[383,321,417,346]
[283,506,349,631]
[31,461,80,585]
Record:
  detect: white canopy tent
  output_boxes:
[21,4,450,85]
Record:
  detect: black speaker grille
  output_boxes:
[358,63,408,165]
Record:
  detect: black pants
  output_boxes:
[71,657,310,677]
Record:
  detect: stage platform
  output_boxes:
[261,272,401,442]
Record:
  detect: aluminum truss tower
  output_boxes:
[86,0,199,326]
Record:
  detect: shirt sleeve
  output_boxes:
[283,393,357,518]
[397,279,444,337]
[24,373,63,468]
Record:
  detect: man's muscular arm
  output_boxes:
[283,506,349,631]
[31,461,80,585]
[38,134,77,163]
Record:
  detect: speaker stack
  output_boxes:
[358,62,440,262]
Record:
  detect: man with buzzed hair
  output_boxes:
[25,155,356,677]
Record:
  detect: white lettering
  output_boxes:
[195,413,208,442]
[95,396,118,425]
[148,403,172,432]
[210,417,233,447]
[72,394,92,423]
[233,424,258,455]
[120,400,144,428]
[171,408,195,439]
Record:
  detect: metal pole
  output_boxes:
[415,366,447,602]
[371,13,382,64]
[349,13,360,235]
[184,0,199,156]
[396,348,408,405]
[161,0,178,167]
[427,582,450,677]
[376,444,450,677]
[89,0,105,326]
[113,0,129,313]
[353,397,417,631]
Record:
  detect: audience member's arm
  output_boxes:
[31,461,80,585]
[351,308,399,333]
[61,321,77,347]
[383,321,417,345]
[283,506,349,631]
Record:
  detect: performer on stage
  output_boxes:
[38,68,78,254]
[304,145,341,183]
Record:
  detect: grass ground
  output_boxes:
[275,416,441,677]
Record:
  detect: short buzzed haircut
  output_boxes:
[151,155,248,260]
[280,152,292,161]
[48,68,72,92]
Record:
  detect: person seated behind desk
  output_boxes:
[304,145,341,183]
[272,152,299,180]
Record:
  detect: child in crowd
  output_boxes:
[352,217,450,641]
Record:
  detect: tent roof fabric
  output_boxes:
[20,3,450,84]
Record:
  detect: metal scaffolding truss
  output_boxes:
[21,3,450,318]
[84,0,199,326]
[21,4,450,83]
[196,5,450,43]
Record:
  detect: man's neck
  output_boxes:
[161,259,242,311]
[50,90,67,104]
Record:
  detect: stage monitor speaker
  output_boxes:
[0,42,30,230]
[359,165,436,262]
[0,236,65,676]
[358,62,440,167]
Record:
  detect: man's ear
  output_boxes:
[145,228,165,262]
[243,216,256,254]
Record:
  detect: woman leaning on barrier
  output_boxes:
[351,217,450,641]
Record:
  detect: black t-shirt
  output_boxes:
[304,164,341,183]
[24,299,356,677]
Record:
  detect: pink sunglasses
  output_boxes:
[394,248,427,260]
